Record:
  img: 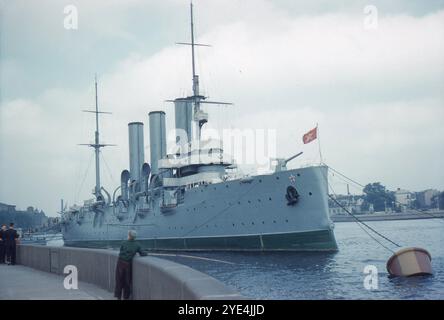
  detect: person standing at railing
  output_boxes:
[4,223,19,265]
[0,224,7,264]
[114,230,147,300]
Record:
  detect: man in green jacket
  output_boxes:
[114,230,147,300]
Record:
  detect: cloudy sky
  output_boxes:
[1,0,443,216]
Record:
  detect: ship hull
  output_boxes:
[62,165,338,251]
[65,229,336,251]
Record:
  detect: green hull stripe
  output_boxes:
[65,229,338,251]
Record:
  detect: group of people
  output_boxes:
[1,222,142,299]
[0,223,19,265]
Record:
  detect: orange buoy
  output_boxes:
[387,247,432,277]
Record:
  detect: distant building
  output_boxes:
[0,203,16,213]
[394,188,414,212]
[328,195,371,215]
[0,202,48,229]
[416,189,440,209]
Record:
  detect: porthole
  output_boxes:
[309,192,313,196]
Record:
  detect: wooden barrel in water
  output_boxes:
[386,247,432,277]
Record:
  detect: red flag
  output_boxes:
[302,127,317,144]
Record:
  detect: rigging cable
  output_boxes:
[74,152,94,204]
[101,152,116,186]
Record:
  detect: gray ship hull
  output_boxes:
[62,166,338,251]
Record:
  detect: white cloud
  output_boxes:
[1,2,443,215]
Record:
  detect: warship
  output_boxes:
[60,3,337,251]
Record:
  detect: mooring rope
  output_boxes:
[327,193,401,253]
[317,165,402,253]
[325,163,444,222]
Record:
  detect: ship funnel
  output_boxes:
[120,170,130,201]
[149,111,166,175]
[128,122,145,185]
[174,98,193,145]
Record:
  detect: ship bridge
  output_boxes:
[158,140,234,189]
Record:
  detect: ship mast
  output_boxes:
[79,75,114,201]
[190,2,198,98]
[93,76,101,197]
[171,2,233,143]
[190,1,204,140]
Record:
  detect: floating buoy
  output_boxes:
[386,247,432,277]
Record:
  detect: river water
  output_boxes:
[158,219,444,299]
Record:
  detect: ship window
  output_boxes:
[297,173,300,177]
[309,192,313,196]
[273,220,276,223]
[259,179,262,183]
[276,177,280,180]
[262,221,265,224]
[269,197,272,201]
